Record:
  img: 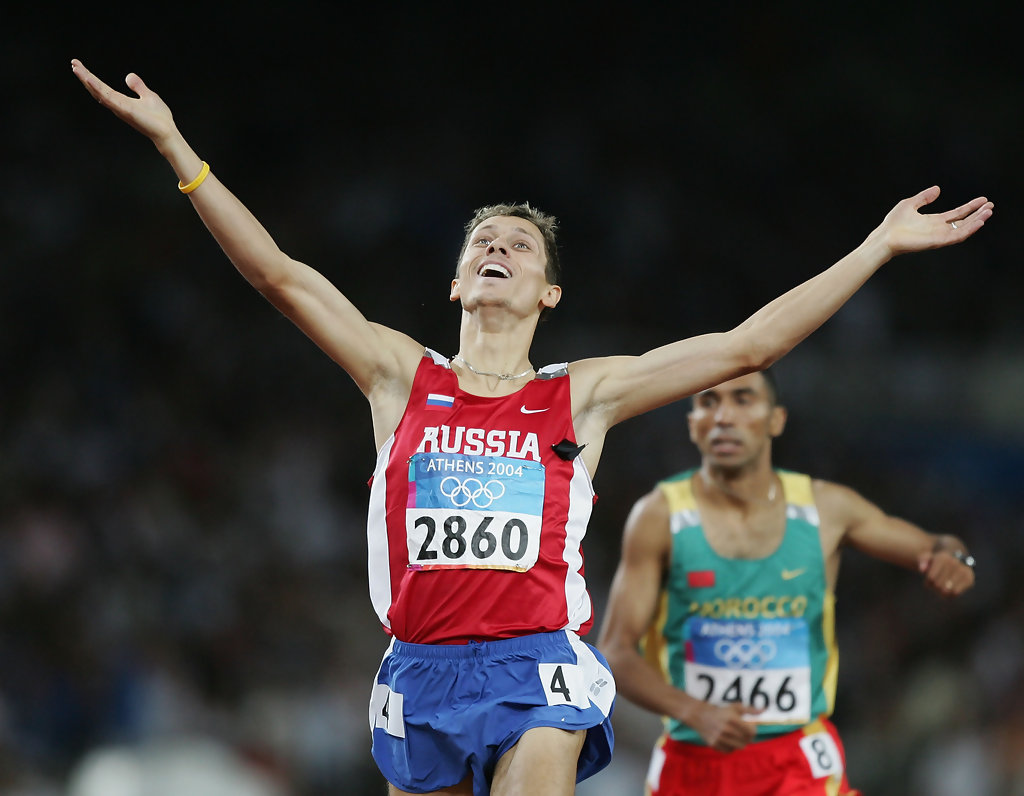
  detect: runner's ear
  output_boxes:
[769,406,787,438]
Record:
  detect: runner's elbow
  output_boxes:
[719,337,778,380]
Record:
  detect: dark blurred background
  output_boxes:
[2,3,1021,794]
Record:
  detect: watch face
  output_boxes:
[953,550,975,568]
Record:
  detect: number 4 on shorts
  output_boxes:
[369,683,406,738]
[538,663,589,708]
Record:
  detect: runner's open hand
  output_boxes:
[875,186,993,256]
[72,59,178,148]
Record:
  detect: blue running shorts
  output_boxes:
[368,629,616,795]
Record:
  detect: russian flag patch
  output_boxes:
[687,570,715,588]
[425,393,455,410]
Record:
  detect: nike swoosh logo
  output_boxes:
[781,568,806,580]
[520,406,549,414]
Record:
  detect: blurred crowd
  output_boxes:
[1,235,1022,794]
[4,8,1023,794]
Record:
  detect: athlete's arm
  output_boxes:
[570,188,994,430]
[814,479,975,597]
[71,60,423,441]
[597,489,759,752]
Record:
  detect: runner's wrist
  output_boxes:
[674,692,705,726]
[154,129,193,163]
[931,537,973,567]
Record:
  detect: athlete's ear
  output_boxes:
[769,405,787,438]
[450,278,460,302]
[541,284,562,309]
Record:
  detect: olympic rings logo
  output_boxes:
[712,638,778,668]
[439,476,506,509]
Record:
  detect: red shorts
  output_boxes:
[646,717,861,796]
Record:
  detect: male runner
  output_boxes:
[598,370,977,794]
[71,59,992,795]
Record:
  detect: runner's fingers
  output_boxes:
[936,572,966,596]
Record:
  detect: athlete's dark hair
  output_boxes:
[457,202,561,285]
[690,367,783,407]
[760,367,782,407]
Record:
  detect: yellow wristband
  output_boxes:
[178,161,210,194]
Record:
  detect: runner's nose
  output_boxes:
[487,240,508,256]
[714,403,735,424]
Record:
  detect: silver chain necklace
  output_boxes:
[452,354,534,381]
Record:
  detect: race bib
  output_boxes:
[406,452,545,571]
[799,730,844,778]
[683,617,812,724]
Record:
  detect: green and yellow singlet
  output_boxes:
[643,469,839,744]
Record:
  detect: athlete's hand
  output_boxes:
[918,548,976,597]
[873,186,993,257]
[691,702,759,753]
[71,59,179,148]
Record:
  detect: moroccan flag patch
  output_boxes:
[687,570,716,588]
